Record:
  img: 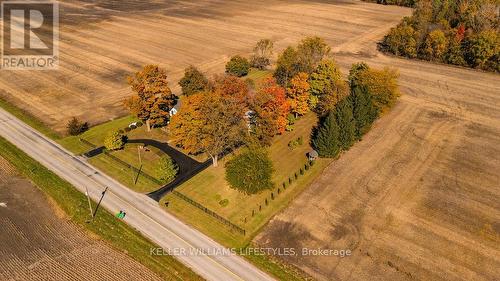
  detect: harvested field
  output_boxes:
[256,5,500,281]
[0,0,408,132]
[0,157,162,281]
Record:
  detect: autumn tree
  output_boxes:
[178,66,208,96]
[251,39,274,69]
[287,72,311,117]
[124,65,176,131]
[225,55,250,77]
[274,36,331,87]
[211,74,250,105]
[66,117,88,136]
[169,91,247,167]
[157,155,179,183]
[357,67,400,113]
[296,36,331,73]
[251,78,291,145]
[422,29,448,61]
[309,60,348,115]
[274,46,300,87]
[104,130,125,151]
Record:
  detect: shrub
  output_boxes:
[178,66,208,96]
[136,121,143,127]
[218,199,229,207]
[225,55,250,77]
[66,117,89,136]
[104,131,125,150]
[124,127,132,132]
[225,149,274,195]
[157,155,179,183]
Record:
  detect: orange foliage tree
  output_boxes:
[287,72,311,117]
[124,65,176,131]
[251,78,290,145]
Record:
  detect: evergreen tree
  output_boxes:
[350,85,379,139]
[312,111,341,158]
[335,98,356,150]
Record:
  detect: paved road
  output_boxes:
[0,108,274,281]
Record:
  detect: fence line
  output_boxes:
[79,138,97,148]
[171,191,246,235]
[103,151,163,185]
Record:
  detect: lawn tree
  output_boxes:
[309,59,348,115]
[169,91,247,167]
[250,39,274,69]
[66,117,89,136]
[335,98,356,150]
[124,65,177,131]
[157,155,179,183]
[287,72,311,117]
[178,66,208,96]
[349,85,379,139]
[296,36,331,73]
[104,130,125,151]
[211,74,250,105]
[274,36,331,87]
[274,46,300,87]
[168,94,205,154]
[312,110,341,158]
[225,55,251,77]
[225,148,274,194]
[251,78,290,145]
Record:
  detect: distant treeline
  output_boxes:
[363,0,416,7]
[380,0,499,72]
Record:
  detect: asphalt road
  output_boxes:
[0,108,274,281]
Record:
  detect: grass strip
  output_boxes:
[0,97,61,140]
[0,136,202,281]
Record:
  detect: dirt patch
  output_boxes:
[0,158,162,281]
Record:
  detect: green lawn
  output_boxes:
[246,69,273,87]
[58,115,173,193]
[160,113,332,247]
[0,136,202,281]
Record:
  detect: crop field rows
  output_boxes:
[0,0,407,132]
[0,157,162,281]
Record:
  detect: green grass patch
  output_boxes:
[0,96,61,140]
[58,116,173,193]
[160,113,330,238]
[246,69,273,86]
[0,136,202,281]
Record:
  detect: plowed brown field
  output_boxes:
[0,0,408,132]
[0,157,161,281]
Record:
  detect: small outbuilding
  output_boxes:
[307,150,319,161]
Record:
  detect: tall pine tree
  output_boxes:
[312,111,341,158]
[335,98,356,150]
[350,85,379,139]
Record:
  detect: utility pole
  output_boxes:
[91,186,108,223]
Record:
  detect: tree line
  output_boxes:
[381,0,499,72]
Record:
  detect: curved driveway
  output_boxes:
[0,108,274,281]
